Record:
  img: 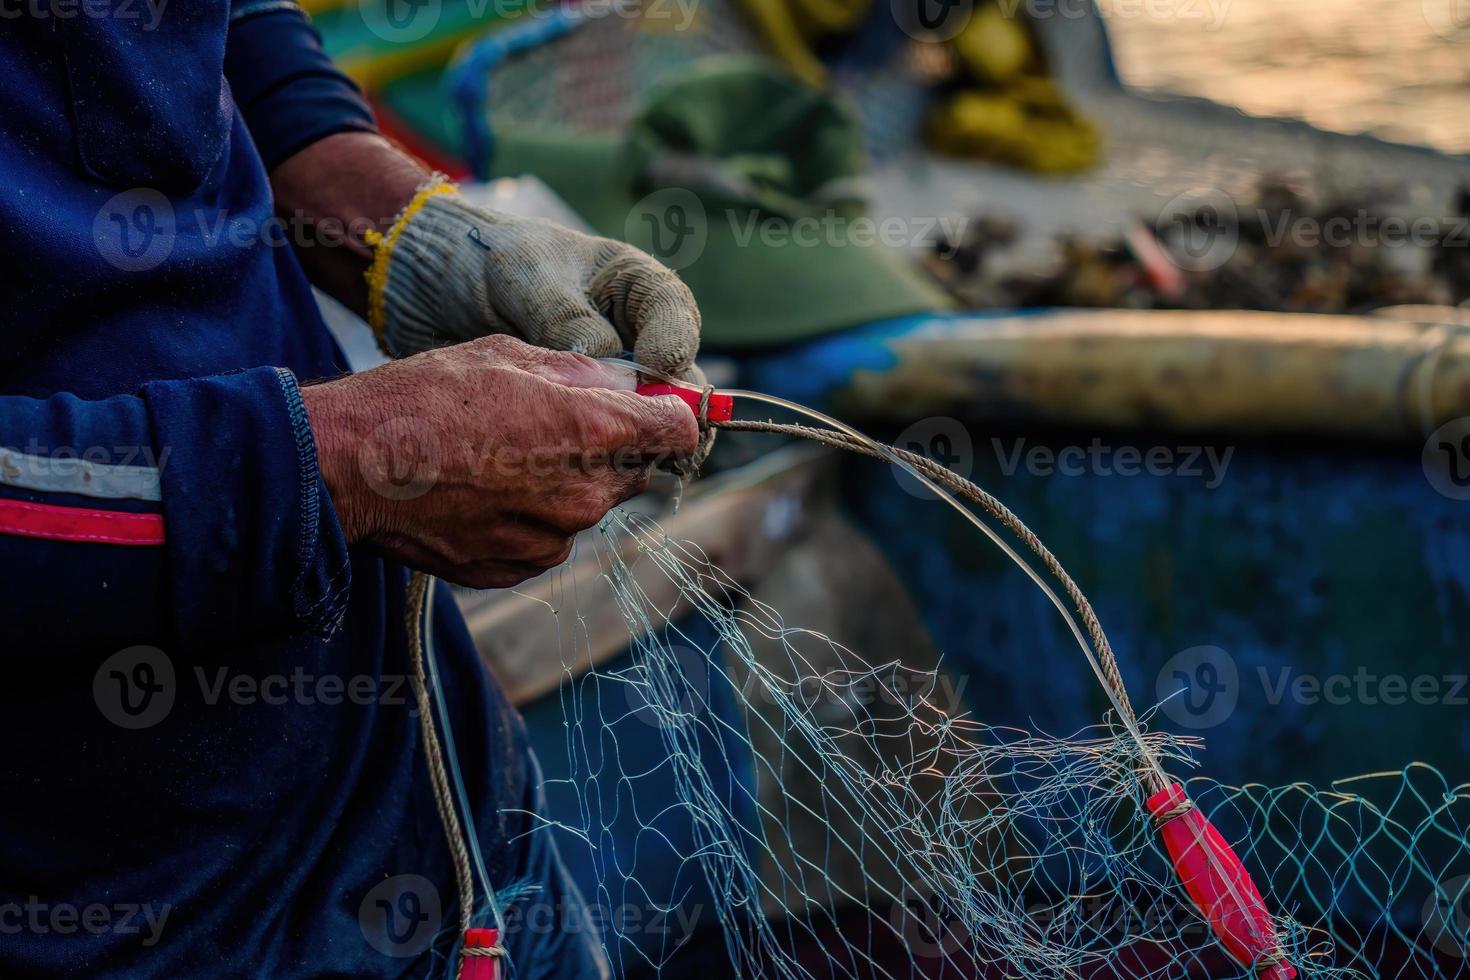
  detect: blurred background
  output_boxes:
[309,0,1470,973]
[1108,0,1470,154]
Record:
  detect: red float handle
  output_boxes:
[1147,784,1295,978]
[459,927,502,980]
[636,382,734,423]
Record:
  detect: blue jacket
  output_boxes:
[0,4,604,977]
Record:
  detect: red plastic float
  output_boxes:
[635,382,734,422]
[1147,783,1295,979]
[459,927,501,980]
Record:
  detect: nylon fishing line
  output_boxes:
[402,369,1469,980]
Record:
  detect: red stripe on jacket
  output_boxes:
[0,498,165,546]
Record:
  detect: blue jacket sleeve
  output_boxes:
[0,367,351,654]
[224,0,378,171]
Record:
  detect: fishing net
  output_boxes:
[410,385,1470,979]
[452,0,937,172]
[414,6,1470,975]
[527,514,1470,978]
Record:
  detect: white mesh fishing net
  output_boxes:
[425,398,1470,979]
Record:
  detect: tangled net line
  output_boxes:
[405,400,1470,979]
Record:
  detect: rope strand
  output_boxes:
[711,417,1153,789]
[406,571,501,976]
[403,395,1163,979]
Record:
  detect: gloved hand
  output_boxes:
[365,178,703,385]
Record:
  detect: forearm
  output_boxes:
[269,131,431,317]
[225,0,396,314]
[0,369,351,652]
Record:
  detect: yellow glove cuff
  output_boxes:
[363,175,459,339]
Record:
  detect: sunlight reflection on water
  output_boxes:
[1102,0,1470,154]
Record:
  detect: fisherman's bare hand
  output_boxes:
[302,335,698,588]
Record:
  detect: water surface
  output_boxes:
[1102,0,1470,154]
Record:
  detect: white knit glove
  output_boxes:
[365,179,703,383]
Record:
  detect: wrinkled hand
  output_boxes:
[370,183,703,384]
[302,335,698,589]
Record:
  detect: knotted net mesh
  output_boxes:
[431,10,1470,973]
[483,498,1470,978]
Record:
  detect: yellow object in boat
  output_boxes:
[928,81,1100,173]
[737,0,872,87]
[951,4,1033,85]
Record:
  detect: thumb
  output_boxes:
[612,389,701,461]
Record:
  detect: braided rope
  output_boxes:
[1150,795,1197,827]
[712,419,1143,739]
[405,571,481,975]
[461,946,507,958]
[402,391,1173,977]
[710,414,1286,963]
